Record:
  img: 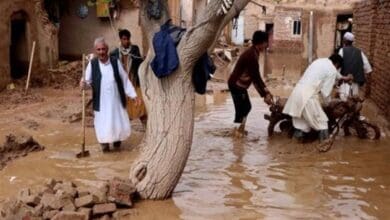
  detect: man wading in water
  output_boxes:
[228,30,273,135]
[80,37,141,152]
[110,29,147,127]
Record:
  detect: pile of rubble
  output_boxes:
[0,177,138,220]
[31,61,83,89]
[212,40,240,66]
[0,88,44,108]
[0,134,44,171]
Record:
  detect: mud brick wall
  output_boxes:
[273,7,305,53]
[272,40,305,53]
[0,0,58,91]
[353,0,390,120]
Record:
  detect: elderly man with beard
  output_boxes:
[80,37,140,152]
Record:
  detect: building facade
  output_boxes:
[0,0,58,90]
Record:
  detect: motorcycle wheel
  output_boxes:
[361,121,381,140]
[350,121,381,140]
[279,120,293,133]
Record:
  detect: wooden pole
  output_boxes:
[308,11,314,64]
[25,41,36,94]
[76,53,90,158]
[81,54,86,154]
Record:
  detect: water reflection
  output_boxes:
[0,89,389,219]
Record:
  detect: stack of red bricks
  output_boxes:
[0,177,138,220]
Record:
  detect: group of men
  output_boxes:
[229,30,372,143]
[81,27,371,152]
[80,29,146,152]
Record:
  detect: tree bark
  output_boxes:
[129,0,250,200]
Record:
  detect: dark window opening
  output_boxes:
[335,14,353,52]
[265,23,274,49]
[293,20,301,35]
[43,0,70,25]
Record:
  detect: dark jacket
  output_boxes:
[228,46,267,97]
[192,53,216,94]
[110,45,143,87]
[341,46,365,85]
[91,57,127,111]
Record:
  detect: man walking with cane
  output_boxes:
[80,37,140,152]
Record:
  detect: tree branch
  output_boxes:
[208,0,251,53]
[178,0,251,71]
[139,0,170,48]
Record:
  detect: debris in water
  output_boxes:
[0,134,44,170]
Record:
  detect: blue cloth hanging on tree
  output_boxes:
[151,20,185,78]
[192,53,216,94]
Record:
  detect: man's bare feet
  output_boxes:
[233,127,248,138]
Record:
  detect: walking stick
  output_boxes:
[77,54,90,158]
[25,41,36,95]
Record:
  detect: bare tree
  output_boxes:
[129,0,251,200]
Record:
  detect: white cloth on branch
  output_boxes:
[84,59,137,143]
[283,58,341,132]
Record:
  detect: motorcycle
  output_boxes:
[264,95,381,151]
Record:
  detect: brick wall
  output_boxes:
[353,0,390,120]
[272,7,306,53]
[274,7,303,41]
[0,0,58,90]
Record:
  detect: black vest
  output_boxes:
[341,46,365,85]
[91,57,127,111]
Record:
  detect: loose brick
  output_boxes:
[108,178,135,207]
[43,210,59,219]
[99,214,111,220]
[52,211,88,220]
[41,192,62,210]
[77,207,92,219]
[62,200,76,212]
[92,203,116,215]
[77,187,90,197]
[75,195,98,208]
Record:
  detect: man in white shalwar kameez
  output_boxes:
[81,37,140,152]
[283,54,348,142]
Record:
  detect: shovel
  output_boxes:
[77,54,90,158]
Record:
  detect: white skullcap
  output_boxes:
[343,32,354,42]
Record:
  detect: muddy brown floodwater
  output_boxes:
[0,87,389,219]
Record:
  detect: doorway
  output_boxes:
[335,14,353,52]
[265,23,274,49]
[10,11,29,79]
[231,13,245,45]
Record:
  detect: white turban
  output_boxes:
[343,32,354,42]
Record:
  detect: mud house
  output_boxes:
[269,3,359,79]
[0,0,200,90]
[0,0,58,90]
[226,0,361,80]
[58,0,200,59]
[58,0,141,60]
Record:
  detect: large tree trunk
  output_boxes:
[129,0,250,200]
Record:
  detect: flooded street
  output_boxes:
[0,88,389,219]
